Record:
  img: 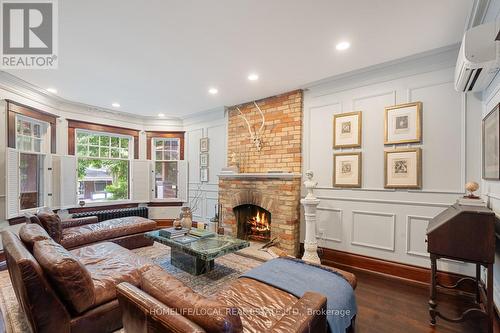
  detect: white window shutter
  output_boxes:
[6,148,19,219]
[131,160,151,202]
[59,156,77,209]
[44,154,53,208]
[177,160,188,203]
[51,155,61,209]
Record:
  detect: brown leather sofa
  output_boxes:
[2,223,159,333]
[26,211,157,250]
[116,264,357,333]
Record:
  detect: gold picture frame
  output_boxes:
[333,111,362,148]
[384,148,422,189]
[333,152,362,188]
[384,102,422,145]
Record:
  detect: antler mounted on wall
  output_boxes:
[236,101,266,151]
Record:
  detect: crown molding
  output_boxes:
[0,71,184,127]
[303,43,460,97]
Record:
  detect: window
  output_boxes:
[15,115,49,211]
[19,153,44,210]
[153,138,180,200]
[16,116,47,153]
[76,130,132,203]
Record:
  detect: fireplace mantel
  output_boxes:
[218,173,302,180]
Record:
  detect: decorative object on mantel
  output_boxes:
[384,148,422,189]
[180,207,193,230]
[301,170,321,264]
[200,137,209,152]
[457,181,486,207]
[482,103,500,180]
[333,111,362,148]
[236,101,266,151]
[333,152,362,188]
[384,102,422,145]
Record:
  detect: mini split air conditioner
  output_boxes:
[454,21,500,92]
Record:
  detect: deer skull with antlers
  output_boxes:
[236,101,266,151]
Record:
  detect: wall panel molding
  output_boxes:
[406,215,432,258]
[351,210,396,251]
[316,206,343,243]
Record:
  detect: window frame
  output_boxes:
[148,132,185,203]
[75,129,133,204]
[15,114,50,154]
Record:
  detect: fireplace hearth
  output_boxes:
[234,204,271,242]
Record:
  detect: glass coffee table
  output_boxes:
[145,231,250,275]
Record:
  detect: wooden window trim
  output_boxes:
[146,131,185,160]
[7,100,58,154]
[67,119,140,159]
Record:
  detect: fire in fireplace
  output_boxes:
[234,204,271,242]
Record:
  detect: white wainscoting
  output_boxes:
[351,210,395,252]
[185,115,227,222]
[303,47,481,276]
[405,215,432,258]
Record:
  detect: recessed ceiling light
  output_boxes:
[248,73,259,81]
[111,102,120,108]
[46,87,57,94]
[335,41,350,51]
[158,113,165,118]
[208,88,218,95]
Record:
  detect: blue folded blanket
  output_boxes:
[241,257,356,333]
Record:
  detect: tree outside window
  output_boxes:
[76,131,131,202]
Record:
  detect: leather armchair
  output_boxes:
[117,266,328,333]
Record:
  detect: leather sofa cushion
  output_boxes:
[61,217,157,249]
[19,224,51,252]
[33,239,95,314]
[71,242,155,307]
[215,277,298,332]
[141,266,243,333]
[36,212,63,243]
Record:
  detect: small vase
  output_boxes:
[180,207,193,230]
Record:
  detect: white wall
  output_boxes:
[184,108,227,222]
[302,46,482,276]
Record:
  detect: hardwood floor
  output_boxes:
[352,267,498,333]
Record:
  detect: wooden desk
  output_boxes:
[427,204,495,333]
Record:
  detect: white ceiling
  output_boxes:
[6,0,473,118]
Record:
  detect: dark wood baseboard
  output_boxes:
[304,245,476,294]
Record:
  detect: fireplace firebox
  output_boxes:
[234,204,271,242]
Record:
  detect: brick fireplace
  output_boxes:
[219,90,303,256]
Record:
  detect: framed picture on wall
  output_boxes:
[333,152,362,187]
[333,111,362,148]
[384,102,422,144]
[200,153,209,167]
[200,137,209,152]
[483,103,500,180]
[384,148,422,189]
[200,167,209,182]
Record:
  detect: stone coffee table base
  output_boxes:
[171,247,215,275]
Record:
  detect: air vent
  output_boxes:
[463,68,483,92]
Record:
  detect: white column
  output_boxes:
[301,170,321,264]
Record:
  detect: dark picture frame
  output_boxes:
[483,103,500,180]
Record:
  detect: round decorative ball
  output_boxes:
[465,181,479,193]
